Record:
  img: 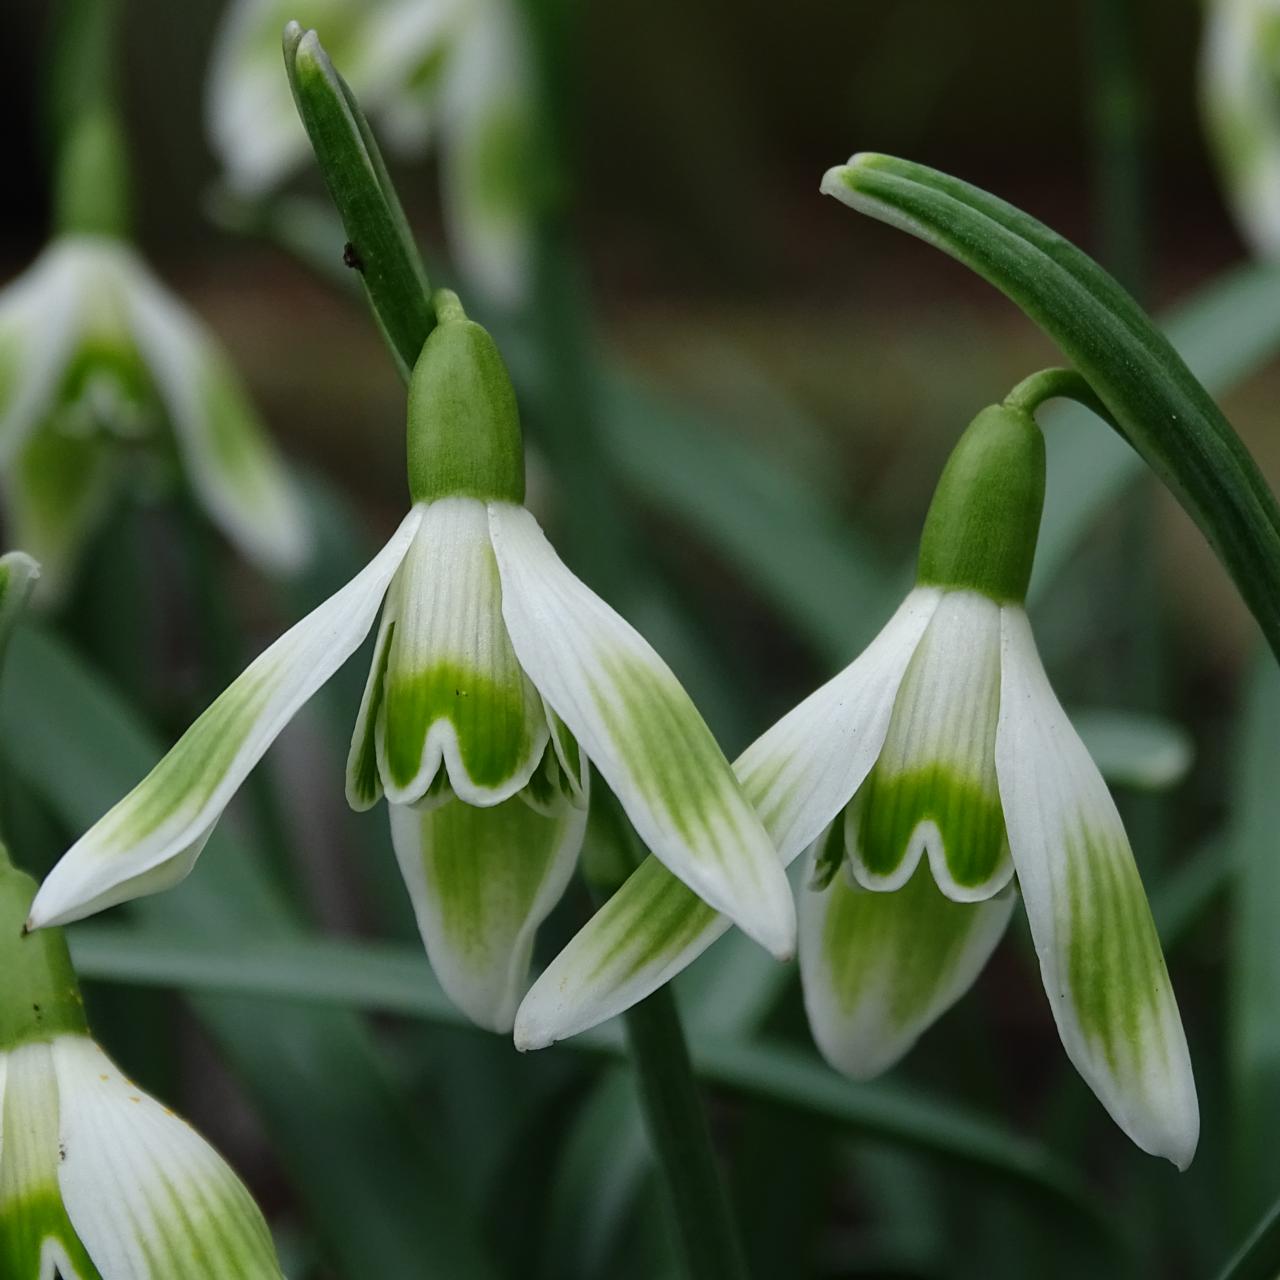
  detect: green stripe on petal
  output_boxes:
[513,590,937,1049]
[0,1043,101,1280]
[800,837,1014,1081]
[489,501,795,959]
[53,1035,284,1278]
[995,605,1198,1168]
[122,251,309,574]
[848,591,1011,902]
[389,782,586,1032]
[380,497,548,806]
[28,508,422,930]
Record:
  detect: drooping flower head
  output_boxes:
[29,293,794,1032]
[0,848,285,1278]
[208,0,537,307]
[1201,0,1280,258]
[0,104,308,598]
[517,398,1198,1168]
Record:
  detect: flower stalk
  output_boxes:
[583,794,749,1280]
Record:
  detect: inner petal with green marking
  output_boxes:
[379,496,548,806]
[847,591,1012,902]
[0,1043,101,1280]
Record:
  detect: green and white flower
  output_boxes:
[0,850,284,1278]
[0,234,308,595]
[208,0,536,307]
[29,295,793,1032]
[516,402,1198,1169]
[1201,0,1280,258]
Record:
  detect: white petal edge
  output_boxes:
[53,1035,283,1278]
[995,605,1199,1169]
[28,508,422,930]
[489,501,795,959]
[800,834,1014,1080]
[0,239,87,465]
[123,254,310,574]
[389,782,587,1033]
[513,588,938,1050]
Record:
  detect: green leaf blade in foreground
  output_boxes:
[283,23,434,378]
[66,926,1113,1236]
[823,154,1280,662]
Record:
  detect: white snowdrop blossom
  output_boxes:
[30,296,794,1033]
[0,851,284,1279]
[516,403,1198,1169]
[0,235,307,596]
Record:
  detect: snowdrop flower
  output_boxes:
[209,0,536,307]
[0,848,284,1278]
[29,294,793,1032]
[1201,0,1280,258]
[0,232,307,596]
[517,401,1198,1169]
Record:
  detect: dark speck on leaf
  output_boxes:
[343,242,365,272]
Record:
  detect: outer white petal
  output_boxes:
[439,0,535,309]
[389,780,586,1032]
[800,833,1013,1080]
[0,241,86,466]
[0,1043,99,1279]
[122,255,309,573]
[378,497,548,807]
[53,1036,283,1278]
[490,501,794,959]
[847,591,1012,902]
[1200,0,1280,260]
[513,589,938,1050]
[29,508,422,930]
[996,606,1199,1168]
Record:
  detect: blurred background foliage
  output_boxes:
[1,0,1278,1277]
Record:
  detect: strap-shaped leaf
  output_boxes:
[823,153,1280,662]
[283,23,434,378]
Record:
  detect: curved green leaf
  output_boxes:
[823,154,1280,662]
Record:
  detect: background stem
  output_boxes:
[624,988,751,1280]
[1085,0,1148,298]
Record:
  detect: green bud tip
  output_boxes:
[915,403,1046,603]
[406,290,526,505]
[0,848,88,1051]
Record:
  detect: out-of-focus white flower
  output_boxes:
[1202,0,1280,257]
[0,235,308,596]
[208,0,536,307]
